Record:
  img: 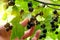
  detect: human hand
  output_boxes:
[0,18,41,40]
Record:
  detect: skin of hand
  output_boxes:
[0,18,41,40]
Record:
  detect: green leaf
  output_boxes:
[11,16,25,40]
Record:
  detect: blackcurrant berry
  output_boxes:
[29,22,35,27]
[4,23,10,28]
[50,20,54,25]
[41,24,45,28]
[53,10,57,14]
[42,34,46,38]
[30,16,36,21]
[9,25,13,30]
[55,31,58,34]
[42,29,47,33]
[39,34,43,39]
[55,25,59,28]
[27,22,35,29]
[53,17,58,22]
[28,1,32,7]
[53,18,58,22]
[28,7,33,12]
[8,1,15,6]
[51,24,55,28]
[51,27,56,31]
[27,24,31,29]
[6,27,10,32]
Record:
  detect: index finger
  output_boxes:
[20,18,29,27]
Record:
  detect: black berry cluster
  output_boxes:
[27,16,36,29]
[54,16,58,22]
[27,22,35,29]
[39,25,47,39]
[4,23,13,32]
[39,34,46,39]
[28,1,33,12]
[50,21,59,31]
[50,11,59,32]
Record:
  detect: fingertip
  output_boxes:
[36,30,41,33]
[35,30,41,39]
[20,18,29,27]
[21,26,35,39]
[32,37,37,40]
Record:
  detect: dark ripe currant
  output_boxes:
[27,24,31,29]
[27,22,35,29]
[42,34,46,38]
[51,24,55,28]
[50,20,54,25]
[9,25,13,30]
[42,29,47,33]
[30,16,36,22]
[4,23,10,28]
[55,25,59,28]
[53,10,57,14]
[6,27,10,32]
[54,16,58,22]
[28,1,32,7]
[29,22,35,27]
[51,27,56,31]
[53,18,58,22]
[39,34,43,39]
[28,7,33,12]
[8,0,15,6]
[41,24,45,28]
[39,34,46,39]
[55,31,58,34]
